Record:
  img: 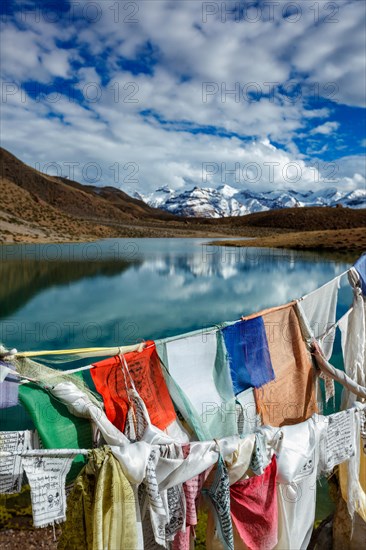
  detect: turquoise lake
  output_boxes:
[0,239,353,351]
[0,239,357,520]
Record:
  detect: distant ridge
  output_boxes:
[136,183,366,218]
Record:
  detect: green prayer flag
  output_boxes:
[18,381,93,481]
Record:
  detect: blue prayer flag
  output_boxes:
[222,316,274,394]
[354,253,366,295]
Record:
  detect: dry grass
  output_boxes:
[212,227,366,256]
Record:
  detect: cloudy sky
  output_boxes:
[1,0,365,195]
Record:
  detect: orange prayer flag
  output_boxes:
[91,341,177,432]
[254,305,318,427]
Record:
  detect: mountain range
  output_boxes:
[136,184,366,218]
[1,147,365,248]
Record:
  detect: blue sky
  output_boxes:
[1,0,365,194]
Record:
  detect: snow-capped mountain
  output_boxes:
[135,185,366,218]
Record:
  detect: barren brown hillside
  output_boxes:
[0,147,175,223]
[217,204,366,231]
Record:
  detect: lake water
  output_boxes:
[0,238,353,352]
[0,239,356,520]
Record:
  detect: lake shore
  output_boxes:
[210,227,366,258]
[2,225,365,264]
[0,219,283,244]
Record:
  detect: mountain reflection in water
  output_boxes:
[0,239,354,352]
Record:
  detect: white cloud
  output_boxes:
[0,21,76,84]
[41,50,71,79]
[310,122,340,135]
[3,86,356,194]
[0,0,365,196]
